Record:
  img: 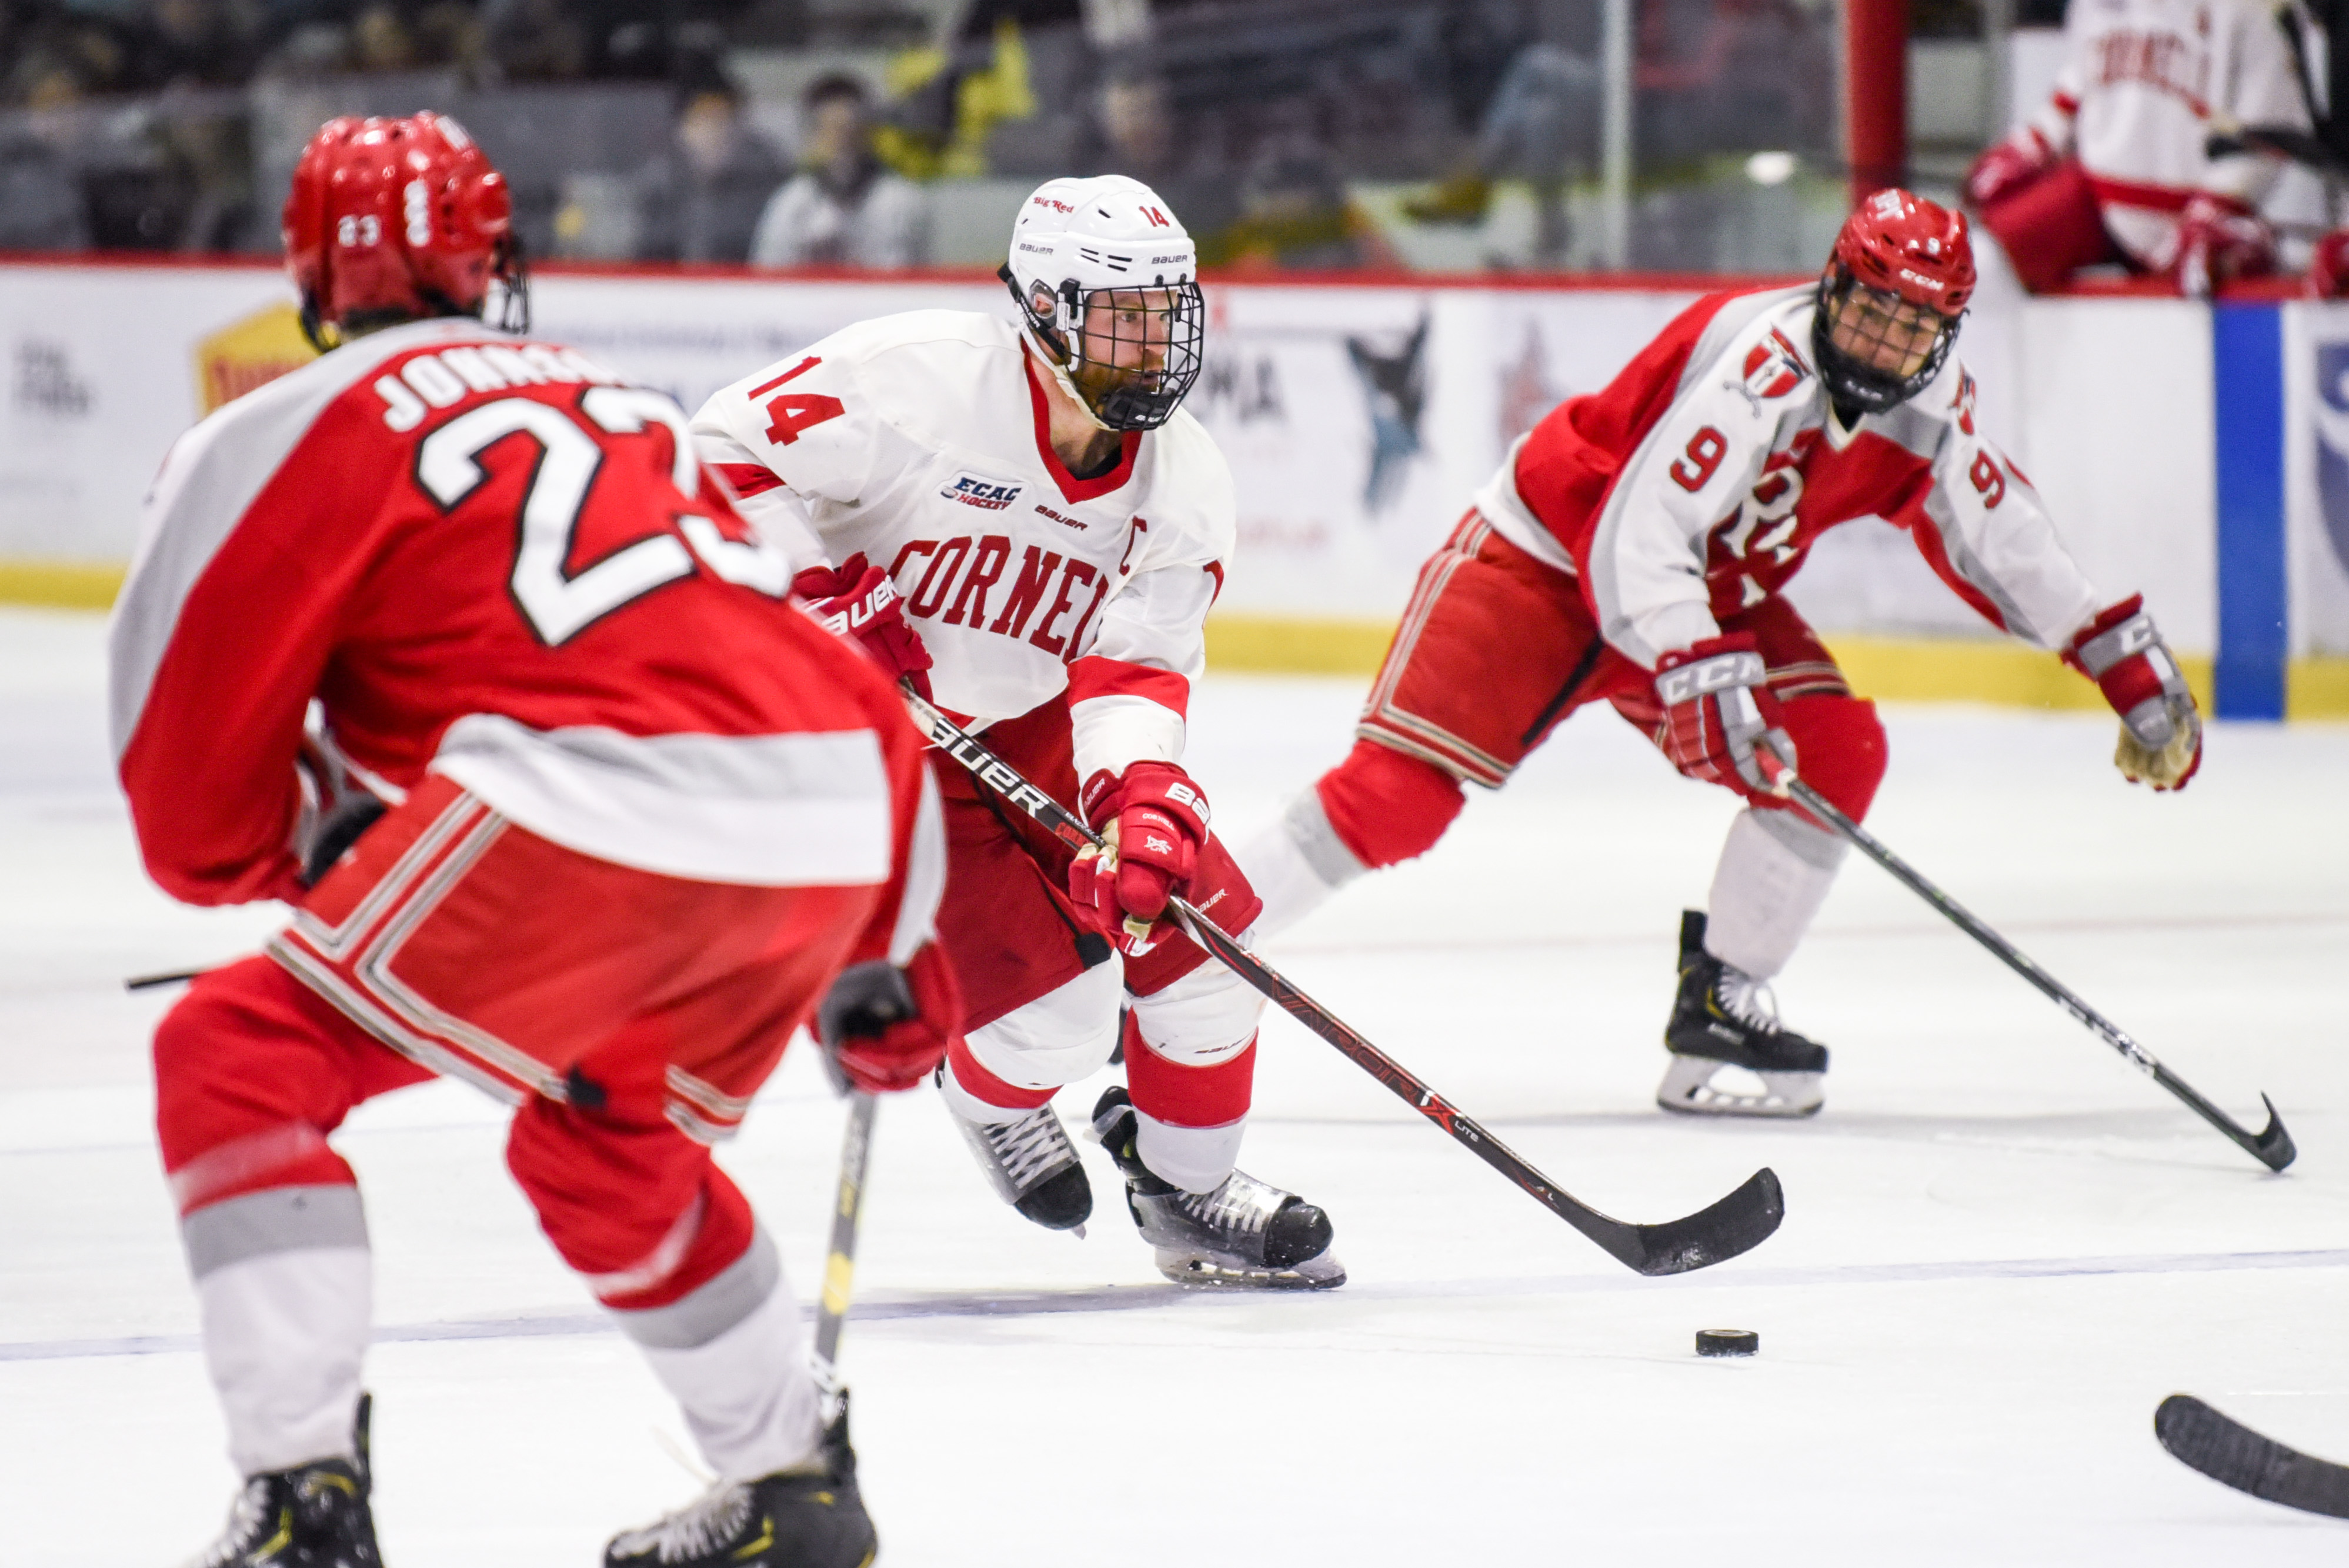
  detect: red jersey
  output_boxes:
[110,316,941,965]
[1470,285,2108,669]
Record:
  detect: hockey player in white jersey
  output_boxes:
[1965,0,2311,294]
[693,176,1344,1289]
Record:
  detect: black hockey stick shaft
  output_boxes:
[809,1089,877,1420]
[2156,1393,2349,1518]
[905,687,1784,1276]
[1774,773,2294,1172]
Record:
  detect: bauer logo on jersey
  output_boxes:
[942,472,1026,512]
[1737,330,1812,402]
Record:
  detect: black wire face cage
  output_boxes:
[1004,267,1205,431]
[1810,268,1960,416]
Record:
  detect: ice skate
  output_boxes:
[188,1394,379,1568]
[605,1401,875,1568]
[1090,1087,1346,1289]
[940,1068,1093,1231]
[1658,910,1828,1118]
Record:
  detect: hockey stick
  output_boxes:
[903,686,1785,1276]
[808,1087,877,1423]
[2157,1393,2349,1518]
[1769,771,2295,1172]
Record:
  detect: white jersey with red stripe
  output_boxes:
[690,309,1234,785]
[1477,285,2108,667]
[110,315,943,968]
[2024,0,2310,265]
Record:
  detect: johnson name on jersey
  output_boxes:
[111,316,930,921]
[1472,286,2106,668]
[692,309,1235,785]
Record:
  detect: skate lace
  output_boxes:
[1716,966,1780,1031]
[1176,1167,1285,1237]
[188,1477,274,1568]
[980,1107,1074,1189]
[608,1480,755,1564]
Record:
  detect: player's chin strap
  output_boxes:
[1000,264,1117,435]
[900,679,1786,1276]
[1756,750,2293,1171]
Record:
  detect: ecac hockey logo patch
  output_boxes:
[942,472,1024,511]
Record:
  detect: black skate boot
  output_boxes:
[1658,910,1828,1118]
[1090,1086,1345,1289]
[188,1393,380,1568]
[605,1399,876,1568]
[938,1066,1093,1232]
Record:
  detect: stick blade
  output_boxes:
[2248,1095,2296,1172]
[1625,1167,1785,1277]
[2157,1394,2349,1518]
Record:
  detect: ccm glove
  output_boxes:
[815,942,965,1095]
[1070,760,1210,946]
[1654,634,1796,800]
[2064,595,2203,791]
[793,552,934,700]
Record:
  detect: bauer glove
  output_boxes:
[1654,633,1796,801]
[1070,760,1210,949]
[2170,195,2275,300]
[2063,595,2203,791]
[816,942,965,1095]
[794,552,934,700]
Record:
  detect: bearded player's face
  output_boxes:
[1823,279,1949,382]
[1073,286,1176,403]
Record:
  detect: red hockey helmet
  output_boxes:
[282,114,526,350]
[1813,189,1974,415]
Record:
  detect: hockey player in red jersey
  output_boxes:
[115,115,957,1568]
[692,175,1344,1289]
[1236,189,2203,1120]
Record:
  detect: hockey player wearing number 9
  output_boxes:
[692,175,1345,1289]
[114,115,963,1567]
[1237,189,2204,1120]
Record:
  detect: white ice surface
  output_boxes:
[3,604,2347,1564]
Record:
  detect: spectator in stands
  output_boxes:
[1405,41,1599,266]
[1965,0,2309,295]
[1210,131,1402,272]
[750,72,928,268]
[0,130,89,250]
[1086,67,1239,249]
[636,61,788,263]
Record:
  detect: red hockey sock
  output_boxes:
[1314,739,1466,870]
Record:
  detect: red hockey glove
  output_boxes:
[1069,761,1209,948]
[815,942,965,1095]
[1964,129,2053,209]
[2312,229,2349,299]
[793,552,933,700]
[2170,195,2275,300]
[1654,634,1796,802]
[2063,595,2203,791]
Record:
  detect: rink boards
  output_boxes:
[5,256,2348,716]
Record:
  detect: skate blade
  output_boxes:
[1153,1248,1348,1291]
[1656,1055,1824,1119]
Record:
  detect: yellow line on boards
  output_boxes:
[0,561,125,610]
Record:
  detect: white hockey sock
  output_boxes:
[616,1231,824,1482]
[1135,1109,1248,1195]
[1703,808,1848,981]
[185,1186,373,1476]
[1236,790,1367,940]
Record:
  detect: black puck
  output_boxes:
[1696,1328,1759,1357]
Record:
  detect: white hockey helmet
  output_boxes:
[1003,174,1205,431]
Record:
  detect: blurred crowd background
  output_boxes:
[0,0,2048,272]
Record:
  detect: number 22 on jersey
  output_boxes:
[416,388,792,645]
